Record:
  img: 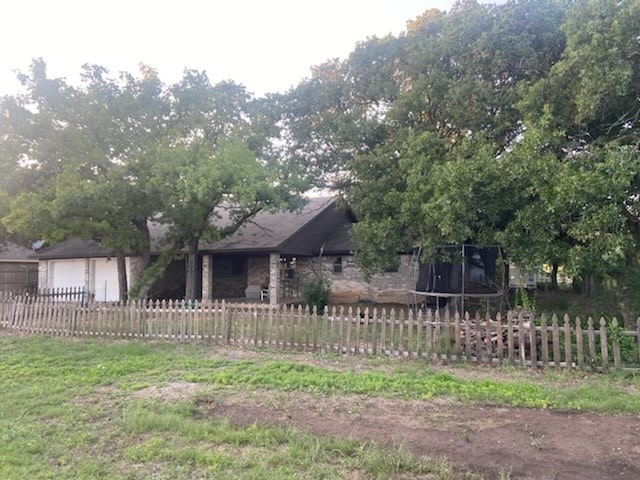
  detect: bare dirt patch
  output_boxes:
[201,389,640,480]
[112,346,640,479]
[131,381,200,402]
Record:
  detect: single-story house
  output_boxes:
[34,197,415,304]
[0,241,39,293]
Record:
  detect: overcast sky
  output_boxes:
[1,1,489,98]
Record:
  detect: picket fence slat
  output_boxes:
[564,315,573,368]
[576,317,585,370]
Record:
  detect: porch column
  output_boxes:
[201,254,213,301]
[38,261,49,291]
[269,252,280,306]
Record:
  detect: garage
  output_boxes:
[49,259,86,291]
[90,258,120,302]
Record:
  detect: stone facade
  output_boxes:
[38,261,48,289]
[247,257,269,287]
[268,253,279,305]
[288,254,415,305]
[201,255,213,301]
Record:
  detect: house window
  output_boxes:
[333,257,343,274]
[385,261,400,273]
[281,257,296,278]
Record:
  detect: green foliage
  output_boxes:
[274,0,640,292]
[516,289,536,311]
[299,276,331,312]
[0,60,305,300]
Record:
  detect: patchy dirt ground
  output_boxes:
[4,328,638,480]
[133,379,640,480]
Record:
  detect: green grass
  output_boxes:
[1,336,639,479]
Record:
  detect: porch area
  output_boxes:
[200,252,304,306]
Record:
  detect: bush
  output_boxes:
[300,276,331,312]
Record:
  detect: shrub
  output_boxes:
[300,276,331,312]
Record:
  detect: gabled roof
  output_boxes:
[322,221,359,255]
[200,197,344,255]
[0,242,39,262]
[33,197,352,259]
[33,237,113,260]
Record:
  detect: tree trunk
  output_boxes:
[116,249,128,303]
[583,274,596,297]
[129,219,153,299]
[185,238,199,301]
[135,219,152,271]
[550,261,559,290]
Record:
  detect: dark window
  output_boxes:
[231,257,245,275]
[333,257,343,274]
[218,257,245,276]
[385,259,400,273]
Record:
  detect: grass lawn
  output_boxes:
[1,335,639,479]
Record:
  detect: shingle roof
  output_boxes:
[322,221,359,254]
[33,197,342,259]
[200,197,336,254]
[33,237,114,260]
[0,242,39,262]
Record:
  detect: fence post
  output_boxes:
[540,314,548,368]
[464,311,471,362]
[552,314,561,368]
[425,310,433,361]
[611,318,621,369]
[518,311,526,368]
[223,301,231,345]
[496,312,503,365]
[380,307,387,356]
[576,317,585,370]
[406,308,413,358]
[564,314,573,369]
[444,310,451,364]
[454,311,462,361]
[637,318,640,367]
[529,313,537,369]
[600,318,609,373]
[371,307,378,356]
[416,309,423,359]
[354,306,361,355]
[483,312,492,365]
[587,317,596,367]
[474,311,482,364]
[388,308,395,356]
[433,310,441,361]
[507,311,514,365]
[397,309,405,357]
[321,306,329,353]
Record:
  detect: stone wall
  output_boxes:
[294,255,415,305]
[246,257,269,287]
[38,261,49,289]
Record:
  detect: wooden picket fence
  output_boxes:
[0,287,88,302]
[1,296,639,371]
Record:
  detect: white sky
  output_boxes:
[1,1,474,98]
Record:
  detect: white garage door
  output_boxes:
[91,258,119,302]
[49,259,86,291]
